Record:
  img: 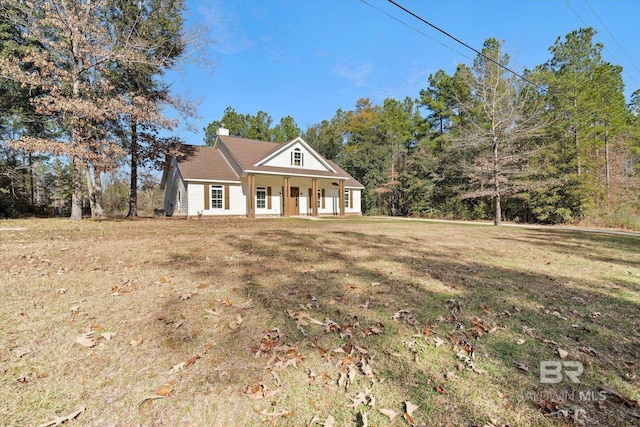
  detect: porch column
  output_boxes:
[311,179,318,217]
[282,176,290,217]
[338,180,345,217]
[246,174,256,219]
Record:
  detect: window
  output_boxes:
[344,189,350,209]
[291,148,303,166]
[256,187,266,209]
[210,185,223,209]
[317,189,322,209]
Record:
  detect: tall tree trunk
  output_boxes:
[85,163,104,217]
[126,118,138,218]
[85,163,97,216]
[70,154,83,221]
[69,61,83,221]
[493,137,501,226]
[604,124,610,200]
[28,152,34,207]
[93,166,104,215]
[574,126,581,176]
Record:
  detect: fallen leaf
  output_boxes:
[358,410,369,427]
[136,395,165,409]
[75,334,96,348]
[600,386,639,408]
[156,384,173,396]
[258,408,292,417]
[169,362,185,374]
[130,338,143,347]
[185,354,201,367]
[432,336,445,347]
[13,347,31,358]
[348,388,372,409]
[228,320,240,331]
[100,332,116,341]
[36,406,85,427]
[435,385,447,394]
[204,308,219,316]
[405,401,418,417]
[179,293,192,300]
[515,362,530,373]
[579,346,598,356]
[516,338,526,345]
[403,412,415,427]
[324,414,336,427]
[558,348,569,359]
[379,408,397,421]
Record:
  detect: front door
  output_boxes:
[289,187,299,215]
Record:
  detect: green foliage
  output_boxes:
[204,107,300,145]
[528,176,595,223]
[272,115,301,143]
[302,118,343,160]
[102,176,130,215]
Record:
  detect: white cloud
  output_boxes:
[331,62,373,87]
[196,1,251,55]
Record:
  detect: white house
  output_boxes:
[161,128,364,218]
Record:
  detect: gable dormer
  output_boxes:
[256,138,336,173]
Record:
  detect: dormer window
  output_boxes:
[291,148,303,167]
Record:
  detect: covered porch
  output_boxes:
[244,174,347,219]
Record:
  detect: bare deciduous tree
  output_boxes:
[450,39,549,225]
[0,0,174,220]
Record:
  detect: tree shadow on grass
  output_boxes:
[155,223,640,425]
[497,228,640,269]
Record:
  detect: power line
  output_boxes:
[359,0,473,62]
[383,0,560,101]
[583,0,640,84]
[563,0,639,89]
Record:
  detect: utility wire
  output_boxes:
[583,0,640,84]
[384,0,551,96]
[359,0,473,62]
[563,0,639,89]
[381,0,580,109]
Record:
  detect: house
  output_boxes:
[161,128,364,218]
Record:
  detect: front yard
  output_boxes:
[1,217,638,426]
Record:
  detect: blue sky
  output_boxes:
[167,0,640,146]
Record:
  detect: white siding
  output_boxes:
[163,160,187,216]
[186,182,204,216]
[188,182,246,216]
[253,176,282,216]
[170,173,360,217]
[262,142,329,172]
[346,189,362,214]
[228,184,246,214]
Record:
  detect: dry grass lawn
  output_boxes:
[1,217,639,426]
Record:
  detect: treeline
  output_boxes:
[205,29,640,227]
[2,9,639,227]
[0,0,194,220]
